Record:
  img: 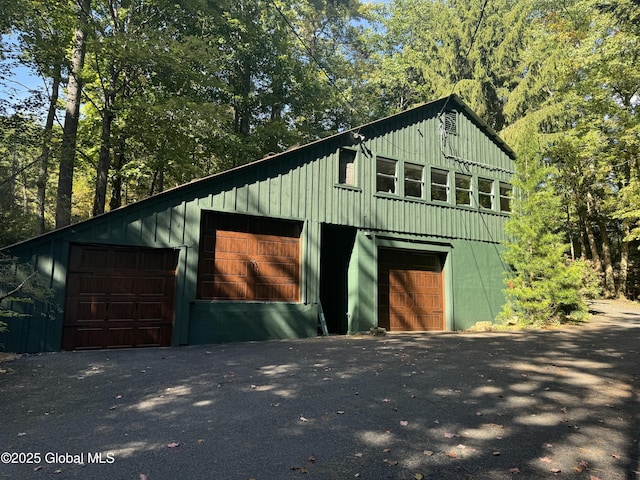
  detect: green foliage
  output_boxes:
[0,253,57,333]
[500,139,593,326]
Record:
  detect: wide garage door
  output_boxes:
[63,244,179,350]
[197,212,302,302]
[378,249,445,331]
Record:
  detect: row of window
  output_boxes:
[338,149,512,212]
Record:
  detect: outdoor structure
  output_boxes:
[1,95,515,353]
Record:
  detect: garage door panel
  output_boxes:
[67,300,108,324]
[106,301,136,321]
[215,258,249,276]
[255,283,298,301]
[135,277,169,296]
[216,234,249,254]
[113,251,138,270]
[65,328,105,350]
[137,302,164,321]
[107,327,135,348]
[415,314,444,331]
[74,275,111,296]
[135,326,169,347]
[257,238,298,258]
[64,245,178,350]
[209,280,249,300]
[70,247,109,270]
[110,277,136,295]
[256,261,298,279]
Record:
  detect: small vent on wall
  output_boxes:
[444,111,457,135]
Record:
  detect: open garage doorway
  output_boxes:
[319,224,356,334]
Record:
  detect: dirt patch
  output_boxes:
[0,352,21,373]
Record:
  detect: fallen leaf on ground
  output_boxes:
[33,466,43,472]
[493,451,501,456]
[445,451,457,458]
[139,475,148,480]
[197,439,204,444]
[354,453,363,457]
[167,442,180,448]
[17,432,26,437]
[424,450,434,456]
[414,474,424,480]
[383,448,391,453]
[400,420,409,426]
[612,453,621,459]
[539,456,552,463]
[308,455,316,463]
[509,467,521,474]
[590,476,601,480]
[299,416,309,422]
[444,432,457,438]
[550,467,561,473]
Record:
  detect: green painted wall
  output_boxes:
[450,240,507,330]
[188,302,318,343]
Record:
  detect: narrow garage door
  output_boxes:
[63,244,179,350]
[378,249,445,331]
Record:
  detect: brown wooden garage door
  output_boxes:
[197,212,302,302]
[378,249,445,331]
[63,244,179,350]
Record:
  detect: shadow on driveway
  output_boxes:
[1,299,639,479]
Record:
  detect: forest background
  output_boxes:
[1,0,639,324]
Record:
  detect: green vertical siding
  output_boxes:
[1,95,514,352]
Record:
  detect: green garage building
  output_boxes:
[1,95,515,353]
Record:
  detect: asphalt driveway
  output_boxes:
[1,300,639,480]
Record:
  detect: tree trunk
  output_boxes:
[618,220,630,298]
[597,217,616,297]
[109,136,126,211]
[92,86,115,216]
[583,212,602,270]
[55,0,90,229]
[36,70,61,234]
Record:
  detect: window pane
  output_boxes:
[455,174,470,190]
[376,157,397,194]
[479,193,493,209]
[500,183,512,212]
[377,176,396,193]
[478,178,493,193]
[338,149,356,185]
[478,178,494,209]
[405,180,423,198]
[404,164,424,198]
[455,173,471,206]
[430,168,449,202]
[456,189,471,205]
[404,163,423,181]
[377,158,396,175]
[431,185,448,201]
[431,169,448,186]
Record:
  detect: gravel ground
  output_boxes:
[1,299,639,480]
